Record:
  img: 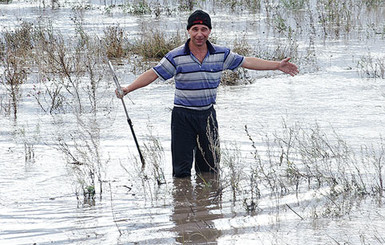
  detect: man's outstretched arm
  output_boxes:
[116,69,159,98]
[241,57,299,77]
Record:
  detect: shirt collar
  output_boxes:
[183,38,216,55]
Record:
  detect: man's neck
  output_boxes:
[189,42,207,51]
[189,42,208,63]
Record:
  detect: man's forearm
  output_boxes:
[124,69,158,94]
[241,57,280,71]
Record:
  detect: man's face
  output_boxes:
[188,24,211,47]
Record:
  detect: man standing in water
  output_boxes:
[116,10,299,178]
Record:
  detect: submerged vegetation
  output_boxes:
[358,53,385,79]
[1,0,384,117]
[1,0,383,189]
[132,27,184,60]
[244,121,385,216]
[1,0,385,243]
[1,22,32,119]
[1,0,384,202]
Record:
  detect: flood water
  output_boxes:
[1,0,385,244]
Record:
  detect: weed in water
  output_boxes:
[221,143,242,202]
[130,27,184,60]
[243,169,261,214]
[280,0,307,10]
[1,22,33,119]
[357,53,385,79]
[119,125,169,204]
[316,0,355,37]
[30,79,66,114]
[243,119,385,219]
[34,19,112,111]
[84,185,96,199]
[126,1,152,15]
[16,125,39,163]
[108,182,123,236]
[221,35,254,85]
[362,0,383,8]
[55,115,109,199]
[221,68,254,86]
[143,125,166,186]
[195,113,221,176]
[178,0,195,11]
[103,25,128,59]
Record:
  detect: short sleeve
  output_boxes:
[152,55,176,81]
[223,50,244,71]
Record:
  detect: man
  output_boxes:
[117,10,299,178]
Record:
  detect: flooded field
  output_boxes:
[1,0,385,244]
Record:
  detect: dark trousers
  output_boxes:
[171,106,220,178]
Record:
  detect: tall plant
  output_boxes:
[1,22,33,119]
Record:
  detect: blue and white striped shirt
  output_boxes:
[153,39,244,110]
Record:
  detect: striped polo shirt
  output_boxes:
[152,39,244,110]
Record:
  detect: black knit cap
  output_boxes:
[187,10,212,30]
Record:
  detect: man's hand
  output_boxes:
[278,57,299,77]
[115,87,128,99]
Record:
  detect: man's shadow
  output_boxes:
[171,172,223,244]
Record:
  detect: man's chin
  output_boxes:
[196,41,205,46]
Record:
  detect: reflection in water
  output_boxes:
[171,173,223,244]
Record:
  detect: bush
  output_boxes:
[131,29,183,59]
[104,25,128,59]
